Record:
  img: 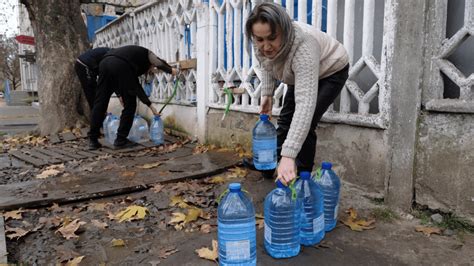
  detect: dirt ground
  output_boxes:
[1,137,473,265]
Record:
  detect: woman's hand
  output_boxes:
[149,105,160,116]
[276,156,297,185]
[260,95,273,116]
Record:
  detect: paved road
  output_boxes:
[0,99,39,136]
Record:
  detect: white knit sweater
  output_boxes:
[256,21,349,159]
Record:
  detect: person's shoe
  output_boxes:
[113,138,136,149]
[242,157,275,179]
[88,139,102,150]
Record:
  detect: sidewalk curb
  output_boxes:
[0,215,7,263]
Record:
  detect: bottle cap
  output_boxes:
[229,183,241,192]
[322,162,332,170]
[260,114,269,121]
[300,171,311,180]
[276,180,286,188]
[154,115,161,120]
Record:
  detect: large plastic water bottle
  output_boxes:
[295,171,325,245]
[106,115,120,145]
[102,112,112,140]
[252,114,277,170]
[314,162,341,232]
[218,183,256,265]
[150,115,164,145]
[264,180,301,258]
[129,115,149,143]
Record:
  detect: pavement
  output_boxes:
[0,98,39,136]
[0,106,472,265]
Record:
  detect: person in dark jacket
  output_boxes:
[88,45,178,150]
[75,47,112,110]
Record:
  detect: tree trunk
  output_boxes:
[21,0,90,135]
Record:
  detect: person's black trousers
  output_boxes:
[88,57,137,141]
[74,61,97,110]
[277,64,349,173]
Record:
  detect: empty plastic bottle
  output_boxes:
[218,183,256,265]
[252,114,277,170]
[264,180,301,258]
[314,162,341,232]
[102,112,113,140]
[106,115,120,145]
[295,171,325,246]
[150,115,164,145]
[129,115,149,143]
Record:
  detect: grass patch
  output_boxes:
[411,209,431,225]
[369,197,385,205]
[371,207,399,223]
[0,131,7,136]
[438,214,474,233]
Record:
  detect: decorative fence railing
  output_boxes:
[95,0,472,129]
[424,0,474,113]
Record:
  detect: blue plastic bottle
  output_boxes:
[106,115,120,145]
[314,162,341,232]
[150,115,164,145]
[218,183,256,265]
[264,180,301,258]
[295,171,325,245]
[252,114,277,170]
[102,112,112,140]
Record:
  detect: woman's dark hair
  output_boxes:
[245,2,293,40]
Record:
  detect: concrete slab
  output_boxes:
[0,216,7,263]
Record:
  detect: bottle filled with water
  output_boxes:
[314,162,341,232]
[295,171,325,245]
[218,183,256,265]
[106,115,120,145]
[102,112,113,140]
[150,115,164,145]
[252,114,277,170]
[264,180,301,258]
[129,115,149,143]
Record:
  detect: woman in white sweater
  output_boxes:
[245,2,349,184]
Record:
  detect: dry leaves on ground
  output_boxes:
[207,175,226,184]
[111,238,126,247]
[341,208,376,232]
[227,167,248,179]
[115,205,149,222]
[256,213,264,229]
[36,164,65,179]
[195,239,218,262]
[158,246,179,259]
[87,202,111,212]
[5,226,30,240]
[65,256,85,266]
[200,224,211,234]
[91,219,108,229]
[415,226,442,236]
[2,209,27,220]
[169,195,190,208]
[151,184,164,193]
[56,219,86,239]
[121,171,136,177]
[138,162,162,169]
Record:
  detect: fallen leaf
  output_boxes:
[91,219,108,229]
[65,256,85,266]
[48,203,63,212]
[342,208,376,232]
[208,176,226,184]
[111,238,125,247]
[255,213,264,219]
[3,209,27,220]
[138,162,162,169]
[106,212,116,220]
[39,216,62,227]
[169,212,186,225]
[87,203,110,212]
[121,171,136,177]
[185,208,202,224]
[36,169,61,179]
[151,184,164,193]
[200,224,211,234]
[158,246,179,259]
[195,239,218,262]
[199,210,211,220]
[256,219,264,229]
[415,226,442,236]
[169,195,189,208]
[227,167,248,179]
[115,205,149,222]
[5,226,29,240]
[56,245,81,263]
[56,219,86,239]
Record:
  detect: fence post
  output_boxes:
[383,0,426,210]
[196,2,211,141]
